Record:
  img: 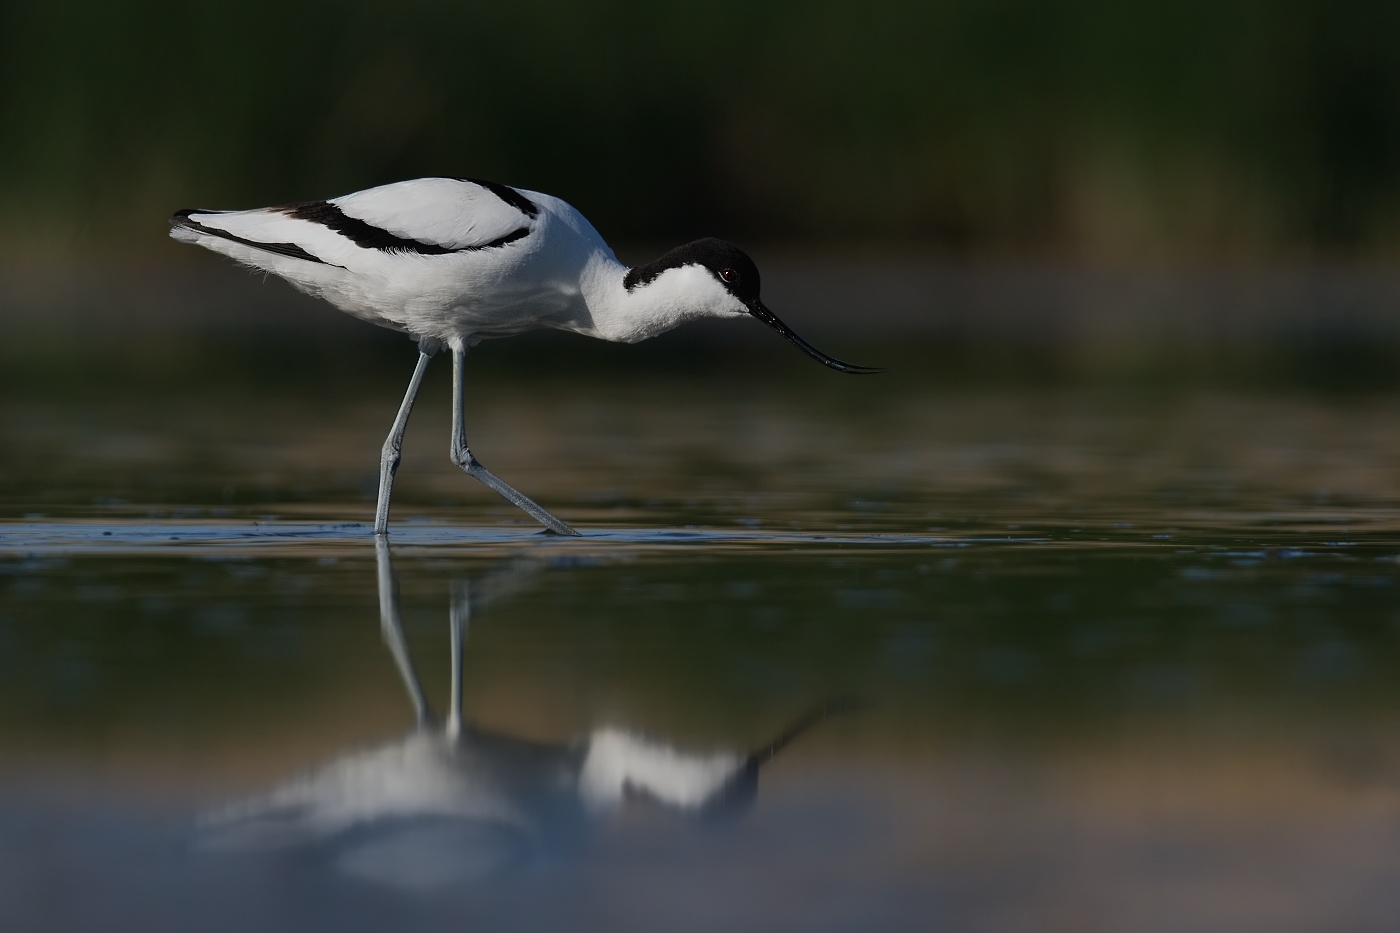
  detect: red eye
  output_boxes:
[719,268,737,284]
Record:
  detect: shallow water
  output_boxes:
[4,354,1400,931]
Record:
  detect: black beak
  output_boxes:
[747,301,882,374]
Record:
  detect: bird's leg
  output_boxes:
[449,345,580,536]
[375,348,435,535]
[375,536,433,727]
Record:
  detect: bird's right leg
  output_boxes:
[374,348,435,535]
[449,345,580,536]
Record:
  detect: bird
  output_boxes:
[169,176,878,536]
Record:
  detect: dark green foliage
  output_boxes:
[3,1,1400,257]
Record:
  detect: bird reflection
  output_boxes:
[200,540,844,888]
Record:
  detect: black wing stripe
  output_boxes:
[453,177,541,218]
[278,200,459,255]
[478,226,530,249]
[279,199,531,254]
[171,210,337,267]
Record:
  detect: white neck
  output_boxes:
[577,254,746,344]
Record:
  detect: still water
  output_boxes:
[3,347,1400,930]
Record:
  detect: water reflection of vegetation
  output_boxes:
[1,539,1398,767]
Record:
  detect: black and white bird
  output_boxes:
[170,177,877,536]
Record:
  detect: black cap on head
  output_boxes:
[623,237,759,299]
[625,238,881,374]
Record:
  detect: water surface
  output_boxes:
[3,347,1400,931]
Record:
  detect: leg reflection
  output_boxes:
[375,536,431,727]
[202,545,854,889]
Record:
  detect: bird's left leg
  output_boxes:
[449,345,580,536]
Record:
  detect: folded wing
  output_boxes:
[170,177,537,270]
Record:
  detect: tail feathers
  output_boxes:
[170,208,330,266]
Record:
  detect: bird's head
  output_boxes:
[624,238,880,373]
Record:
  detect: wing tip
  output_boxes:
[166,208,332,266]
[170,207,218,230]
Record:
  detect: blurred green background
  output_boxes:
[4,0,1400,261]
[5,0,1400,397]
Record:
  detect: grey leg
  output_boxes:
[449,345,580,536]
[375,537,432,727]
[374,349,435,536]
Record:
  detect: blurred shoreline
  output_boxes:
[7,252,1400,337]
[4,253,1399,389]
